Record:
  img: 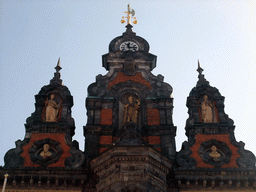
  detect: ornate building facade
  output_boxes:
[1,21,256,191]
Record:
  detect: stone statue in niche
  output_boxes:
[45,94,60,122]
[40,144,52,158]
[124,96,140,124]
[209,145,221,161]
[201,95,217,123]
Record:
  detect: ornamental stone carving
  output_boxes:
[123,96,140,124]
[40,144,52,158]
[45,94,60,122]
[198,139,232,167]
[29,138,63,166]
[209,145,221,161]
[201,95,217,123]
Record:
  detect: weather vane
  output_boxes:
[121,4,137,25]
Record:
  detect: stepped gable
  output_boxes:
[176,61,255,170]
[4,59,85,169]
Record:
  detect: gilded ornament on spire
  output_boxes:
[121,4,137,25]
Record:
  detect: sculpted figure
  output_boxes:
[124,96,140,124]
[201,95,215,123]
[45,94,60,122]
[209,145,221,161]
[40,144,52,158]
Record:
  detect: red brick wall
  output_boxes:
[190,134,240,168]
[99,136,113,145]
[148,136,161,152]
[108,72,152,90]
[20,133,71,167]
[142,137,148,142]
[99,136,113,154]
[99,148,108,154]
[100,108,112,125]
[147,109,160,125]
[148,136,161,145]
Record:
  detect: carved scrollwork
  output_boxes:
[237,141,256,168]
[4,140,25,168]
[65,140,85,169]
[151,75,173,98]
[176,141,197,169]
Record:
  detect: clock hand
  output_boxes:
[127,42,131,49]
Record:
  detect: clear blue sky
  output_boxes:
[0,1,256,166]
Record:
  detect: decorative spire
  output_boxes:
[55,57,62,73]
[121,4,137,25]
[50,58,63,85]
[196,60,209,86]
[197,60,203,76]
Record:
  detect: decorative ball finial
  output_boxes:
[121,4,137,25]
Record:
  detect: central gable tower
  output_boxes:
[84,19,176,190]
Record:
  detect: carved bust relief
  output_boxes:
[29,139,63,166]
[209,145,221,161]
[40,144,52,158]
[198,139,232,167]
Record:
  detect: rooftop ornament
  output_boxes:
[50,58,63,86]
[196,60,209,86]
[121,4,137,25]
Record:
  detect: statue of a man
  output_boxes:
[124,96,140,124]
[45,94,60,122]
[40,144,52,158]
[201,95,215,123]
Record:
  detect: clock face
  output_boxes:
[120,41,139,52]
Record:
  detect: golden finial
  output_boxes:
[121,4,137,25]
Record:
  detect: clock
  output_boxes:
[120,41,139,52]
